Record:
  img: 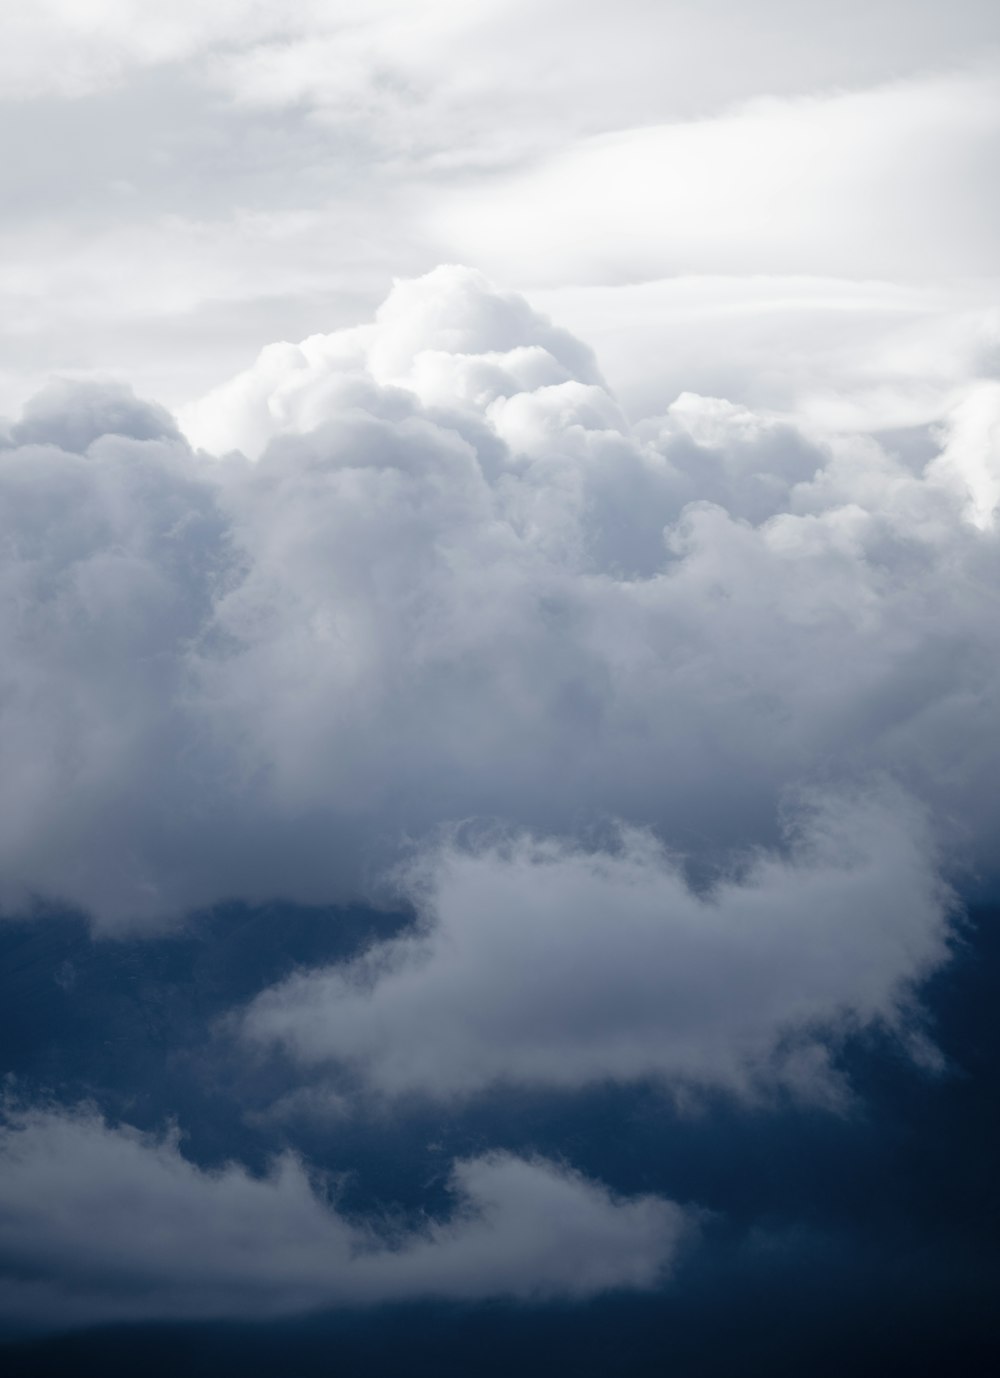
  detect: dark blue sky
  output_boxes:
[1,899,998,1375]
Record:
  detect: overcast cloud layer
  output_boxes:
[2,3,999,420]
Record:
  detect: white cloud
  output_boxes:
[435,67,1000,284]
[529,276,1000,431]
[0,1105,689,1328]
[244,788,950,1102]
[1,4,996,422]
[928,381,1000,530]
[181,263,602,458]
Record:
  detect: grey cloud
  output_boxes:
[0,409,228,926]
[7,379,181,452]
[0,1105,689,1329]
[13,2,997,128]
[182,263,602,458]
[0,267,998,937]
[244,788,950,1102]
[0,264,993,1341]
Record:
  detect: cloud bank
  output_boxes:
[1,266,996,934]
[1,258,996,1334]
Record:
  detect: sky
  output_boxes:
[1,3,999,1374]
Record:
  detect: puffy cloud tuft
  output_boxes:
[7,378,181,453]
[0,1105,689,1328]
[244,788,951,1102]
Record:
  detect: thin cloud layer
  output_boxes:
[2,3,996,433]
[12,3,997,125]
[0,1105,687,1327]
[437,67,1000,284]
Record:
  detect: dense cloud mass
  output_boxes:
[0,1105,687,1326]
[2,267,998,991]
[1,1,999,1366]
[2,267,998,936]
[2,264,999,1330]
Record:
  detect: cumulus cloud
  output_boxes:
[0,1105,688,1329]
[10,377,181,452]
[182,263,601,460]
[244,788,951,1102]
[3,8,999,1357]
[0,264,998,938]
[1,247,997,1346]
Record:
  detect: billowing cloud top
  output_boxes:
[1,265,995,931]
